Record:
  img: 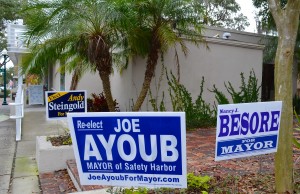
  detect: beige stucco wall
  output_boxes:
[65,71,103,98]
[110,62,133,111]
[47,26,264,111]
[50,63,60,91]
[121,38,264,111]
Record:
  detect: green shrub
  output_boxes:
[167,72,216,129]
[209,84,230,105]
[293,95,300,114]
[123,188,148,194]
[87,92,119,112]
[187,173,211,193]
[106,173,212,194]
[148,90,166,112]
[293,109,300,149]
[210,69,261,108]
[238,70,261,103]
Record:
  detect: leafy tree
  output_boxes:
[0,67,15,86]
[253,0,278,33]
[22,39,93,91]
[22,0,129,112]
[200,0,250,31]
[0,0,21,50]
[266,0,300,193]
[122,0,204,111]
[253,0,300,64]
[253,2,300,192]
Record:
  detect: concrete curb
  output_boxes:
[36,136,75,173]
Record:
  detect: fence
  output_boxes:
[9,74,24,141]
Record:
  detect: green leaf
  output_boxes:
[293,137,300,149]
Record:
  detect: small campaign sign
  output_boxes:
[67,112,187,188]
[215,101,282,161]
[46,90,87,120]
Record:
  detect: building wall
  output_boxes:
[51,63,60,91]
[65,71,103,98]
[48,26,265,111]
[122,38,264,111]
[204,26,263,44]
[110,62,133,111]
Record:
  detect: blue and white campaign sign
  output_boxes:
[46,90,87,120]
[215,101,282,161]
[67,112,187,188]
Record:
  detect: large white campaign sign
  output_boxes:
[67,112,187,188]
[215,101,282,161]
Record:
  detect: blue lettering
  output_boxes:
[218,110,281,137]
[229,114,240,136]
[259,111,270,132]
[250,112,259,134]
[218,115,230,137]
[270,111,280,131]
[240,112,249,135]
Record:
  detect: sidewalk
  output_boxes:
[0,100,16,194]
[0,101,66,194]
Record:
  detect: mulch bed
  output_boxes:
[41,128,300,193]
[48,135,71,146]
[39,169,77,194]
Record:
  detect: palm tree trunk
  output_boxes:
[99,70,115,112]
[89,35,115,112]
[132,37,160,111]
[69,68,80,90]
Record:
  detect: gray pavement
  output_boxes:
[0,102,16,194]
[0,100,66,194]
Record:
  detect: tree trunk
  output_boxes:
[69,68,80,90]
[89,35,115,112]
[99,70,115,112]
[274,37,295,194]
[268,0,300,193]
[132,35,160,111]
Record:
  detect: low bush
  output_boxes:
[167,72,216,129]
[87,92,119,112]
[293,94,300,114]
[106,173,211,194]
[210,69,261,111]
[149,71,217,129]
[186,173,210,193]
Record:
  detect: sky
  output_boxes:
[236,0,258,33]
[0,56,14,68]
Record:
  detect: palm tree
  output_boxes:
[123,0,204,111]
[22,37,93,91]
[22,0,127,111]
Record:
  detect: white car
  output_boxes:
[0,86,10,92]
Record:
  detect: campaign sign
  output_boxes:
[215,101,282,161]
[67,112,187,188]
[46,91,87,120]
